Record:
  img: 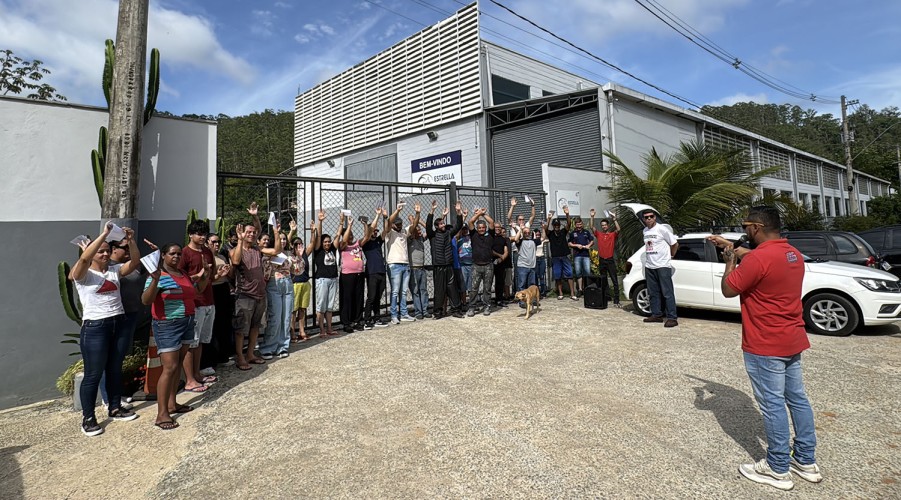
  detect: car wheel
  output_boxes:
[803,293,859,336]
[632,283,651,316]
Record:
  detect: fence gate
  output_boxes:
[217,172,546,332]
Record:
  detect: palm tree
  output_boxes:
[606,140,775,253]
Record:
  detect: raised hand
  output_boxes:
[510,197,517,207]
[414,202,421,213]
[462,208,469,217]
[310,219,317,230]
[455,201,462,212]
[121,227,134,243]
[431,199,438,210]
[318,209,326,222]
[289,219,297,232]
[143,238,159,251]
[442,206,449,216]
[103,221,114,235]
[589,208,596,217]
[562,205,570,215]
[247,201,259,216]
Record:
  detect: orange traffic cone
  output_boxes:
[143,329,163,396]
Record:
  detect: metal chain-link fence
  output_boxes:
[218,173,547,332]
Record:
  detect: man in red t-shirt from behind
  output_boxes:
[708,206,821,491]
[589,208,621,307]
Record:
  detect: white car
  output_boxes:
[621,204,901,336]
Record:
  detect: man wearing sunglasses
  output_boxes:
[641,210,679,327]
[707,206,820,491]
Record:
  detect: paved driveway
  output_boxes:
[1,300,899,498]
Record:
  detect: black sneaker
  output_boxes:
[81,416,104,436]
[451,311,465,318]
[343,326,354,333]
[109,408,138,421]
[375,319,390,327]
[363,322,374,330]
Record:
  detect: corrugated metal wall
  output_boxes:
[491,107,602,193]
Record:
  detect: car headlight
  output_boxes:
[854,277,901,293]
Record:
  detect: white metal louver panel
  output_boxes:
[294,3,482,166]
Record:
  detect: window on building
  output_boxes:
[492,75,530,105]
[825,197,832,217]
[542,90,555,97]
[861,200,867,215]
[763,188,777,199]
[845,200,850,215]
[799,193,810,207]
[811,194,820,212]
[781,191,793,199]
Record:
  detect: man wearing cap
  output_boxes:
[589,208,621,307]
[466,207,497,316]
[426,199,465,319]
[546,206,576,300]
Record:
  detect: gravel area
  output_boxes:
[1,299,899,499]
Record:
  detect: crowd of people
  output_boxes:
[69,198,628,436]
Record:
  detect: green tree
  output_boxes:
[864,193,901,226]
[606,140,774,253]
[751,192,827,231]
[0,49,66,101]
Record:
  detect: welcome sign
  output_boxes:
[411,150,462,185]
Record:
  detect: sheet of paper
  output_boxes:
[267,212,277,226]
[604,210,610,218]
[105,224,126,242]
[524,194,532,204]
[69,235,90,247]
[341,209,352,217]
[140,250,160,275]
[269,252,289,265]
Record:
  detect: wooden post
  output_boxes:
[102,0,149,224]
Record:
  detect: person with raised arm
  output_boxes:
[568,214,595,297]
[546,205,576,300]
[290,224,312,342]
[361,207,389,330]
[260,221,297,358]
[229,202,283,370]
[69,222,142,436]
[385,201,419,323]
[337,211,372,333]
[455,207,473,308]
[142,242,211,430]
[206,233,235,364]
[589,208,622,307]
[426,199,465,319]
[512,199,537,296]
[465,207,497,316]
[311,210,340,335]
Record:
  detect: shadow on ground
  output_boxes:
[685,374,766,461]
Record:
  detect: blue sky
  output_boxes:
[1,0,899,117]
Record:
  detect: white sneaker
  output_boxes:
[739,459,794,490]
[390,317,400,325]
[400,316,415,322]
[200,367,216,376]
[789,458,823,483]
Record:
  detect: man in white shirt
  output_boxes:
[641,209,679,327]
[385,202,420,323]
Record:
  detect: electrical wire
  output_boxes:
[634,0,841,105]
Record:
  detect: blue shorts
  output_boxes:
[153,316,195,354]
[552,256,573,280]
[573,255,591,278]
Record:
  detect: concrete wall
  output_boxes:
[483,42,599,102]
[608,98,699,176]
[0,97,217,410]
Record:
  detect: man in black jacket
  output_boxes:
[426,200,465,319]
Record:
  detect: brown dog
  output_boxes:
[514,285,541,319]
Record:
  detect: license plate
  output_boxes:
[882,261,892,271]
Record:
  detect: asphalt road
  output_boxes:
[1,300,899,499]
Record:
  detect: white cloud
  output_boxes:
[303,23,320,34]
[0,0,255,105]
[320,24,335,36]
[706,92,769,106]
[251,10,276,37]
[294,33,311,44]
[274,1,291,8]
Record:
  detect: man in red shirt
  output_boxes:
[589,208,621,307]
[708,206,821,491]
[179,220,217,393]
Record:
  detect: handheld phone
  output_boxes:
[358,216,369,224]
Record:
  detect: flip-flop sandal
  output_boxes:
[202,375,218,384]
[155,420,179,430]
[248,359,266,364]
[183,385,208,393]
[171,404,194,414]
[237,364,252,371]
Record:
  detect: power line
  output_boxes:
[633,0,840,105]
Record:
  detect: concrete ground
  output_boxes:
[1,299,899,499]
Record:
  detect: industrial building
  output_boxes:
[294,2,889,220]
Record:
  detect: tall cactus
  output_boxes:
[90,127,107,204]
[57,262,82,325]
[143,48,159,125]
[216,217,226,241]
[102,39,114,107]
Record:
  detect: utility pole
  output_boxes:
[102,0,149,227]
[896,144,900,193]
[841,95,859,215]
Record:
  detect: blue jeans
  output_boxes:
[646,266,677,319]
[573,255,591,278]
[515,266,535,292]
[261,276,294,355]
[535,257,547,295]
[460,264,473,294]
[743,352,817,473]
[99,311,138,405]
[80,314,131,418]
[388,263,410,319]
[411,268,428,317]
